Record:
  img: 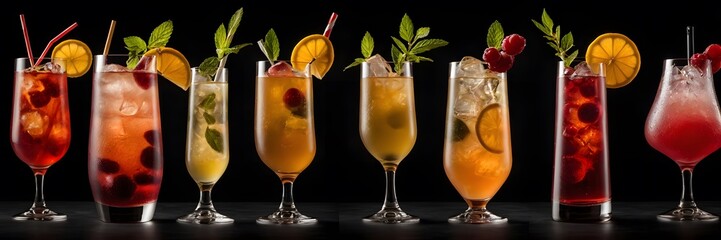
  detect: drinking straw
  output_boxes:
[19,14,34,65]
[34,22,78,67]
[322,12,338,38]
[104,20,116,57]
[687,26,694,61]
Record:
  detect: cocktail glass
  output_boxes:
[360,60,419,224]
[443,58,512,224]
[177,68,233,224]
[11,57,70,221]
[552,60,611,222]
[88,54,163,223]
[254,60,317,224]
[645,58,721,221]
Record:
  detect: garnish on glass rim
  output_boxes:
[482,20,526,72]
[198,7,252,81]
[344,13,448,72]
[532,8,577,67]
[124,20,173,69]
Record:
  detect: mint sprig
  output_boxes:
[198,8,252,80]
[532,8,577,67]
[258,28,280,64]
[124,20,173,69]
[344,13,448,72]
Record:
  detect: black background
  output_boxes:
[2,0,721,206]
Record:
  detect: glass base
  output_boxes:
[552,201,611,222]
[177,209,234,224]
[95,202,156,223]
[657,206,719,221]
[13,207,66,221]
[448,208,507,224]
[256,209,317,225]
[363,209,420,224]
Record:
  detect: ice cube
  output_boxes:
[43,62,64,73]
[456,56,485,78]
[477,77,500,102]
[680,64,703,81]
[366,54,392,77]
[454,94,479,120]
[103,64,129,72]
[285,115,308,130]
[571,61,593,78]
[383,78,404,92]
[119,100,139,115]
[20,110,49,138]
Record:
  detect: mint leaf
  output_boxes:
[487,20,504,49]
[399,14,414,42]
[203,112,216,125]
[199,93,216,110]
[124,36,147,53]
[226,8,243,44]
[205,127,223,152]
[415,27,430,39]
[215,24,227,55]
[148,20,173,49]
[259,28,279,62]
[410,39,448,55]
[532,8,576,67]
[361,32,374,58]
[346,13,447,72]
[199,57,220,77]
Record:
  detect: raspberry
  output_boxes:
[133,56,153,90]
[283,88,307,117]
[690,53,709,71]
[107,175,136,200]
[482,47,501,64]
[488,51,514,72]
[268,61,295,77]
[144,130,158,146]
[501,34,526,56]
[703,44,721,73]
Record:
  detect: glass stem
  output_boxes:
[678,168,698,209]
[195,183,216,212]
[278,181,297,212]
[32,171,48,211]
[381,170,401,211]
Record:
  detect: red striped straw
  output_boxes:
[34,22,78,67]
[19,14,34,65]
[322,12,338,38]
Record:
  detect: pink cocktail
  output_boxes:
[645,58,721,221]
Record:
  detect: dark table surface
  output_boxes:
[2,201,721,239]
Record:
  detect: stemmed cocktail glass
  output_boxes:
[11,57,70,221]
[645,58,721,221]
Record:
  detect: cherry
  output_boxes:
[28,90,51,108]
[283,88,307,117]
[482,47,501,64]
[502,34,526,56]
[133,56,153,90]
[488,51,514,72]
[703,44,721,73]
[133,172,155,185]
[108,175,136,200]
[268,61,295,77]
[98,158,120,174]
[690,53,709,71]
[40,78,60,97]
[140,146,159,169]
[577,103,600,123]
[563,67,575,76]
[144,130,158,146]
[561,156,586,184]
